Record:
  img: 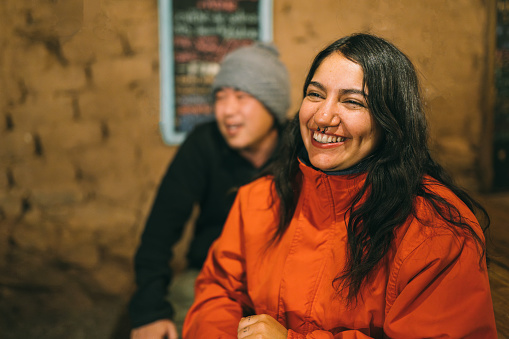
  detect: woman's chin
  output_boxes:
[309,157,341,172]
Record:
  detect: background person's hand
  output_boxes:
[237,314,287,339]
[131,319,178,339]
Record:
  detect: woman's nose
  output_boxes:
[313,103,341,127]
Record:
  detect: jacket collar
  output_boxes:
[297,146,369,176]
[296,149,367,224]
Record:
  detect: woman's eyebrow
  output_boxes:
[308,81,325,91]
[308,81,367,97]
[338,88,367,96]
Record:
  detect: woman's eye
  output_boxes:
[344,100,365,108]
[306,91,322,99]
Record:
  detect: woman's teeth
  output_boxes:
[313,131,345,144]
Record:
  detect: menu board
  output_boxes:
[158,0,273,144]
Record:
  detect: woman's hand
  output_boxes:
[237,314,288,339]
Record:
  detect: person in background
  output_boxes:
[129,42,291,339]
[183,33,497,338]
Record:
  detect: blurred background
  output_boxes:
[0,0,508,338]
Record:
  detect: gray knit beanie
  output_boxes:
[212,42,291,124]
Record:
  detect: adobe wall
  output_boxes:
[0,0,491,298]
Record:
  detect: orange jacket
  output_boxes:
[183,162,497,338]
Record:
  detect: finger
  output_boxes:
[237,324,251,339]
[238,315,257,328]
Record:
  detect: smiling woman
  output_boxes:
[299,53,380,172]
[182,33,498,339]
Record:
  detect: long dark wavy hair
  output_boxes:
[265,33,489,303]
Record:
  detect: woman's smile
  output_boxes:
[311,130,346,145]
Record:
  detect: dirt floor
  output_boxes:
[0,275,129,339]
[477,191,509,339]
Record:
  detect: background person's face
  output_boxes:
[299,53,380,171]
[214,88,276,152]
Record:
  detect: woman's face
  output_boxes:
[299,52,381,171]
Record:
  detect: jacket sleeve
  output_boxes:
[129,128,209,328]
[383,231,497,338]
[183,193,253,339]
[288,233,496,339]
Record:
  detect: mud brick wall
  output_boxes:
[0,0,492,298]
[0,0,173,295]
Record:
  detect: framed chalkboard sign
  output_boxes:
[158,0,274,144]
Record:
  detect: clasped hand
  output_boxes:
[237,314,288,339]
